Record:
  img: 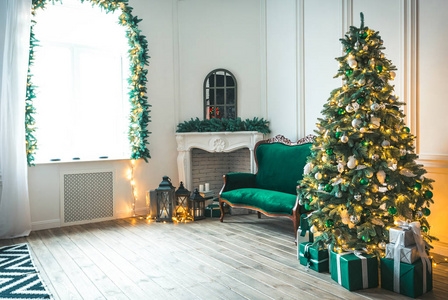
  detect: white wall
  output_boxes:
[176,0,262,122]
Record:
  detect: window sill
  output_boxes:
[32,156,132,165]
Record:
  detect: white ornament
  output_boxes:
[376,170,386,184]
[354,194,362,201]
[341,135,349,143]
[360,127,367,133]
[322,155,327,163]
[371,154,379,160]
[310,225,318,234]
[335,191,343,198]
[352,119,362,128]
[352,102,360,111]
[381,140,390,147]
[304,162,312,175]
[359,79,366,86]
[346,104,354,113]
[371,103,380,111]
[379,203,387,210]
[315,172,323,180]
[379,186,389,193]
[378,242,387,249]
[348,59,358,68]
[337,162,345,173]
[356,165,367,170]
[400,169,417,177]
[350,215,360,224]
[365,198,373,205]
[400,149,407,156]
[347,156,357,169]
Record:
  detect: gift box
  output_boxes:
[385,243,420,264]
[205,204,221,218]
[330,250,379,291]
[297,214,313,244]
[298,242,329,272]
[381,258,432,298]
[389,226,415,247]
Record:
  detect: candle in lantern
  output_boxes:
[199,184,205,192]
[205,183,210,192]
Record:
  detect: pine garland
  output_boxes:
[26,0,151,165]
[176,117,270,134]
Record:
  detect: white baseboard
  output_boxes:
[31,219,61,231]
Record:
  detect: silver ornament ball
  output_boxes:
[341,135,349,143]
[350,215,360,224]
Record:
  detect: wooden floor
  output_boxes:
[1,214,447,300]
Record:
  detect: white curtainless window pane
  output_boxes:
[32,0,130,162]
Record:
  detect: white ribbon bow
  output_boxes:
[394,220,431,293]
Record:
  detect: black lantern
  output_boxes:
[175,182,190,221]
[189,188,205,221]
[155,176,176,222]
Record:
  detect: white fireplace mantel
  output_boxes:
[175,131,264,191]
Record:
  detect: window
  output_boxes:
[204,69,237,119]
[32,0,130,162]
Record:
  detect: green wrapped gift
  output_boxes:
[205,204,221,218]
[297,214,313,244]
[298,242,329,272]
[330,250,379,291]
[381,258,432,298]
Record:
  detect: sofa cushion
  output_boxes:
[221,188,297,215]
[255,142,312,195]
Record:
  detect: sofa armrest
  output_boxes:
[220,173,256,194]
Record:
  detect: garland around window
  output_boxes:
[26,0,151,165]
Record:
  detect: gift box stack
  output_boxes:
[381,223,432,298]
[330,250,378,291]
[297,214,328,272]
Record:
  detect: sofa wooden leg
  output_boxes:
[257,211,261,219]
[219,199,225,222]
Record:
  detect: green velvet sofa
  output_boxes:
[219,134,314,240]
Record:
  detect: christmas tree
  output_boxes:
[298,13,436,255]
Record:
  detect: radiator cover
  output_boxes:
[61,170,114,224]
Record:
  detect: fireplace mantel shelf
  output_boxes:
[175,131,264,191]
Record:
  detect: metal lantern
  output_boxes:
[155,176,176,222]
[189,188,205,221]
[175,182,190,220]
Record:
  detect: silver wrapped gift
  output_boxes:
[385,243,420,264]
[389,226,415,247]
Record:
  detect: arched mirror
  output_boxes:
[204,69,237,119]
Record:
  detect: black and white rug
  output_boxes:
[0,244,51,299]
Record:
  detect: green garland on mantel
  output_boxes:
[176,117,271,134]
[26,0,151,165]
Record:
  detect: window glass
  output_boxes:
[32,0,130,161]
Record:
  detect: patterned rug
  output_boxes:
[0,244,51,299]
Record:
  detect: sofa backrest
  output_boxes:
[255,142,312,195]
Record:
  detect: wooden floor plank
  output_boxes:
[48,227,130,300]
[3,215,445,300]
[27,230,83,300]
